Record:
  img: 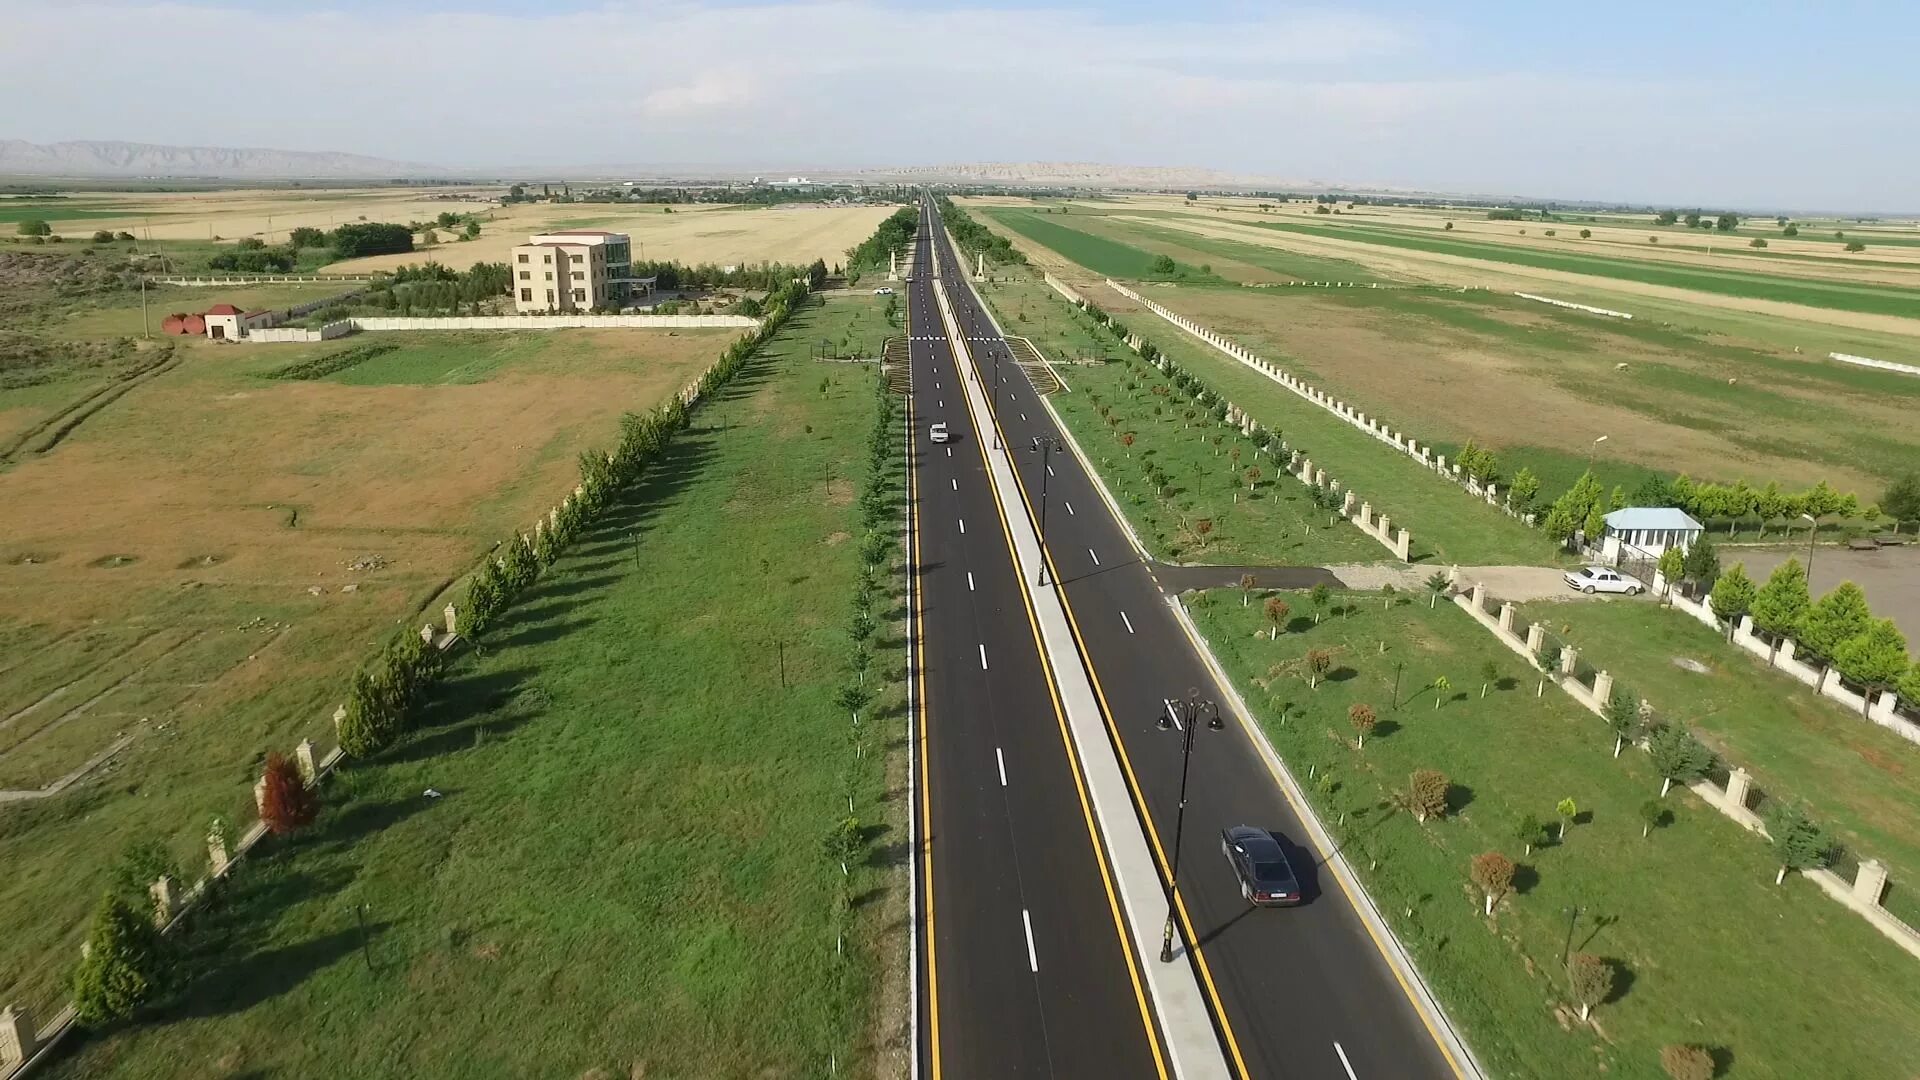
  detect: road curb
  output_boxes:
[933,236,1231,1080]
[1162,593,1490,1080]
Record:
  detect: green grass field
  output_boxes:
[1191,591,1920,1080]
[323,334,547,385]
[40,292,907,1079]
[1118,303,1562,565]
[981,276,1381,565]
[1228,217,1920,318]
[979,208,1226,283]
[1509,596,1920,930]
[981,204,1382,285]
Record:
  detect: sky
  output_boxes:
[3,0,1916,210]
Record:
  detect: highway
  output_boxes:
[905,202,1170,1078]
[913,197,1463,1080]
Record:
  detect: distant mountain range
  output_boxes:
[850,161,1342,191]
[0,139,442,179]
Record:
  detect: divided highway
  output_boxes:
[905,203,1170,1078]
[912,197,1465,1079]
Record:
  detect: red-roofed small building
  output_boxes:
[203,303,244,340]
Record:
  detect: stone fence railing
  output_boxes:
[1446,580,1920,965]
[350,314,759,331]
[1101,280,1543,529]
[147,274,378,286]
[1650,573,1920,744]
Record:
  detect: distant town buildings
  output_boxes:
[509,230,654,313]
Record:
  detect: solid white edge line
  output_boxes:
[1121,611,1135,634]
[1022,909,1039,972]
[1335,1041,1358,1080]
[903,297,922,1080]
[996,747,1007,787]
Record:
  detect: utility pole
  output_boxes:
[140,277,150,338]
[1029,437,1061,586]
[1157,690,1223,962]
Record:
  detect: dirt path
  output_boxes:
[1328,563,1611,604]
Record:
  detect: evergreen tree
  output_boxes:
[1799,581,1872,672]
[1708,563,1756,632]
[1749,559,1811,662]
[1764,802,1832,883]
[1648,724,1713,797]
[1682,535,1720,590]
[1834,618,1910,714]
[73,892,170,1023]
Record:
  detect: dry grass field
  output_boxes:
[962,196,1920,503]
[0,325,739,1018]
[3,186,895,274]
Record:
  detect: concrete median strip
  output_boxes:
[932,256,1232,1080]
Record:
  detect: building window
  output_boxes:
[571,254,584,264]
[520,288,531,302]
[517,253,529,263]
[573,289,586,302]
[573,271,585,281]
[546,290,555,301]
[518,271,529,280]
[542,254,552,263]
[544,272,553,280]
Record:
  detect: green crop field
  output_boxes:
[980,204,1383,285]
[38,291,908,1079]
[978,207,1225,283]
[1191,590,1920,1080]
[1227,217,1920,318]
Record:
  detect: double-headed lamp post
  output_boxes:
[1029,436,1062,586]
[1157,688,1223,963]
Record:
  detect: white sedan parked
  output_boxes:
[929,422,951,444]
[1563,566,1644,595]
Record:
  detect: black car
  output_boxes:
[1221,825,1302,906]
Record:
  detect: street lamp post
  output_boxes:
[1030,436,1061,586]
[1800,512,1818,584]
[1587,434,1609,469]
[1156,689,1223,963]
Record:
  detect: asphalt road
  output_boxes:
[921,203,1461,1080]
[906,203,1170,1079]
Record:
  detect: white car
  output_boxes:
[1563,566,1643,595]
[873,287,894,296]
[929,422,950,444]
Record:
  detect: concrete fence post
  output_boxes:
[1359,502,1374,527]
[1376,514,1392,540]
[420,623,436,646]
[294,739,318,786]
[0,1005,36,1066]
[150,875,177,928]
[1854,859,1889,905]
[1469,582,1486,611]
[1593,669,1615,704]
[1560,647,1579,675]
[1341,490,1357,515]
[1394,528,1412,561]
[444,602,459,638]
[253,775,268,814]
[1498,602,1516,635]
[207,819,230,877]
[1724,767,1752,810]
[1526,622,1546,654]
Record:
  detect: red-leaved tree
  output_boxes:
[259,752,318,836]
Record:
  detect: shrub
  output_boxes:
[1648,724,1713,796]
[72,892,170,1024]
[1469,852,1515,914]
[1844,240,1866,252]
[1749,238,1768,248]
[823,816,863,869]
[259,751,318,835]
[1568,952,1616,1020]
[108,839,180,905]
[1578,228,1591,239]
[1661,1044,1715,1080]
[92,229,115,243]
[1408,769,1449,821]
[1348,703,1376,746]
[16,218,51,236]
[1513,813,1546,855]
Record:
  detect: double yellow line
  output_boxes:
[967,289,1474,1080]
[914,276,1171,1079]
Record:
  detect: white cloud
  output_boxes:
[0,0,1908,207]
